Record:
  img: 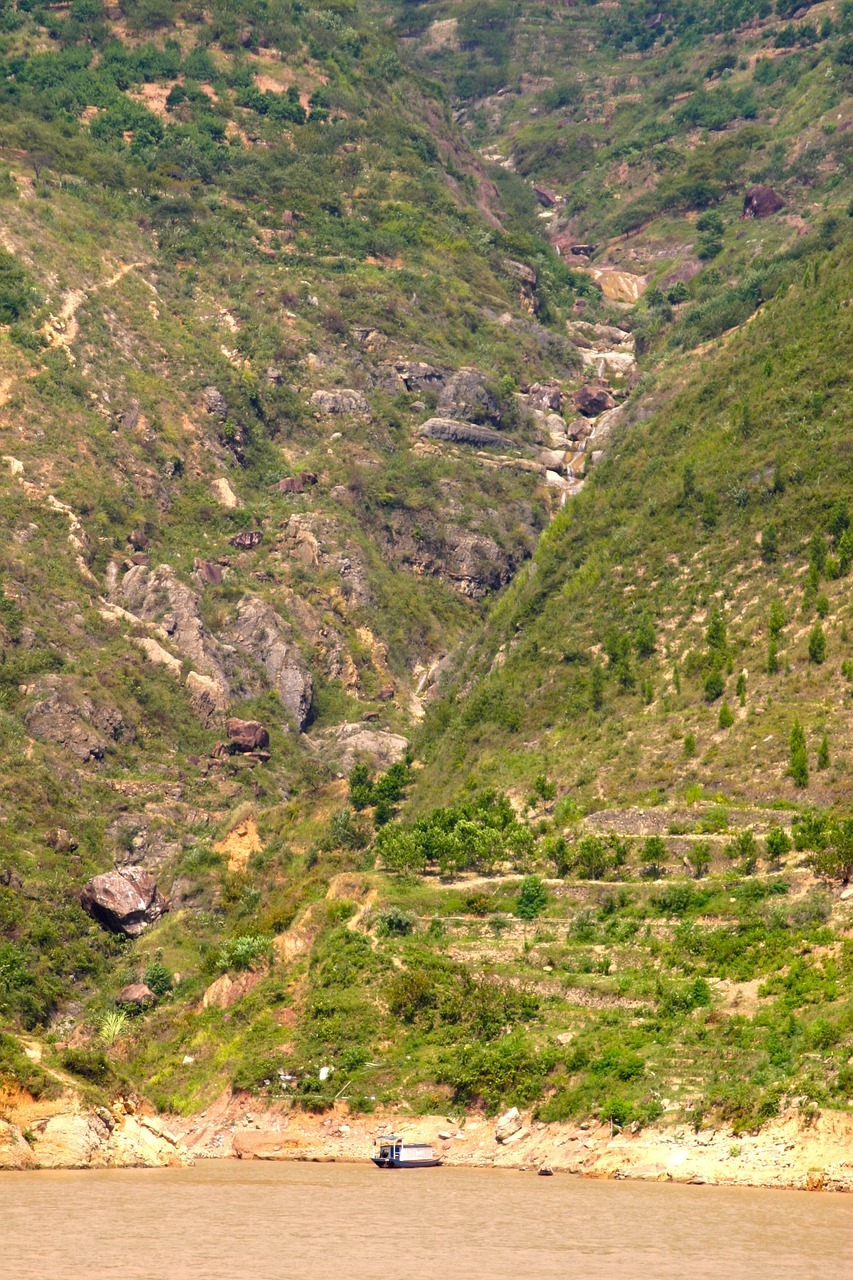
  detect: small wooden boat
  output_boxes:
[371,1135,442,1169]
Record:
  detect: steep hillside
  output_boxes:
[2,0,853,1170]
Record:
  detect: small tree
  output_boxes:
[718,700,734,729]
[573,834,610,881]
[684,732,696,758]
[767,636,780,674]
[765,825,791,866]
[634,613,657,658]
[808,622,826,664]
[761,523,778,562]
[817,733,830,770]
[789,719,809,788]
[590,661,605,711]
[687,840,711,879]
[516,874,548,920]
[735,672,746,706]
[639,835,667,879]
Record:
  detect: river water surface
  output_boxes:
[2,1162,851,1280]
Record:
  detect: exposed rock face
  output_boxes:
[742,185,785,218]
[119,564,229,718]
[201,971,262,1010]
[203,386,228,419]
[81,867,169,937]
[310,388,369,415]
[324,723,408,772]
[45,828,78,853]
[116,982,158,1008]
[379,360,446,394]
[211,477,240,509]
[526,382,562,412]
[7,1109,190,1169]
[224,596,314,729]
[0,1120,36,1170]
[193,558,223,586]
[419,417,507,447]
[573,385,616,417]
[495,1107,523,1142]
[437,368,502,424]
[25,677,123,762]
[229,530,263,550]
[226,718,270,752]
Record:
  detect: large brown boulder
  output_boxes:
[742,185,785,219]
[226,718,270,752]
[80,868,169,937]
[573,385,616,417]
[116,983,158,1009]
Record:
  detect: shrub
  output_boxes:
[808,623,826,664]
[64,1045,114,1081]
[218,934,273,971]
[639,835,667,879]
[687,840,711,878]
[98,1010,128,1047]
[817,733,830,771]
[765,826,792,863]
[573,834,610,881]
[789,720,809,788]
[143,961,173,997]
[684,732,696,757]
[375,906,416,936]
[718,700,734,729]
[516,875,548,920]
[704,668,725,702]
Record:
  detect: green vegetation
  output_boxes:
[2,0,853,1150]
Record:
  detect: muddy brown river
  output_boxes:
[2,1162,851,1279]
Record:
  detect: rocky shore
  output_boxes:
[167,1092,853,1193]
[0,1094,190,1171]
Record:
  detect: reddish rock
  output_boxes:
[193,558,223,586]
[127,530,149,551]
[130,553,149,566]
[376,685,396,702]
[270,476,305,494]
[573,385,616,417]
[229,530,263,550]
[226,719,270,753]
[742,185,785,219]
[116,983,158,1009]
[80,868,169,937]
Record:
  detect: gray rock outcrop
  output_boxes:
[119,564,229,719]
[311,389,369,415]
[25,678,124,762]
[419,417,506,447]
[81,867,169,937]
[437,368,502,424]
[323,723,408,773]
[224,596,313,730]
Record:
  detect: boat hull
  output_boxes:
[371,1156,442,1169]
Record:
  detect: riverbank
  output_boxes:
[168,1091,853,1192]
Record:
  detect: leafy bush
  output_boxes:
[143,961,173,997]
[218,934,273,971]
[375,906,416,936]
[516,874,548,920]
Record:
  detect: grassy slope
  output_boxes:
[2,0,853,1143]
